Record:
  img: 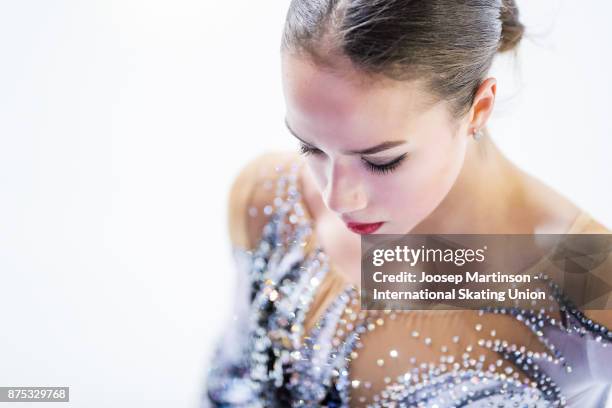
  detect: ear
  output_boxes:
[467,77,497,135]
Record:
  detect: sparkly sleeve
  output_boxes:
[227,151,309,252]
[202,151,315,407]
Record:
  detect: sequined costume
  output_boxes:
[203,152,612,407]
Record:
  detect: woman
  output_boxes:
[204,0,612,406]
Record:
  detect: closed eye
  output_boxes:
[298,143,322,157]
[362,153,408,175]
[298,142,407,175]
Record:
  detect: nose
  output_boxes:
[323,160,367,215]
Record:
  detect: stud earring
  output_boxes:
[472,129,484,141]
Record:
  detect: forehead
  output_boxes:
[281,52,444,143]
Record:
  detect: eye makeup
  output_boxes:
[298,142,408,175]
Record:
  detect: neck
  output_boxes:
[410,129,528,234]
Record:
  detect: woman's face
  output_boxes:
[281,52,471,234]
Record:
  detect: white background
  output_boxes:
[0,0,610,407]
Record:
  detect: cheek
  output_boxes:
[372,142,466,219]
[304,158,328,191]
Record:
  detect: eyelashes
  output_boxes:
[298,143,407,175]
[362,152,408,174]
[298,143,320,157]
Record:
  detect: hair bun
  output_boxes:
[498,0,525,53]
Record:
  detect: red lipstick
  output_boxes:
[346,221,384,235]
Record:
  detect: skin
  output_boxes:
[279,52,612,394]
[281,51,582,284]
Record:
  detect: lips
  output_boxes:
[346,221,384,235]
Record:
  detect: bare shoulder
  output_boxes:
[227,150,306,250]
[534,177,612,234]
[518,171,589,234]
[579,214,612,234]
[517,173,612,327]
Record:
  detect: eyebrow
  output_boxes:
[284,118,407,155]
